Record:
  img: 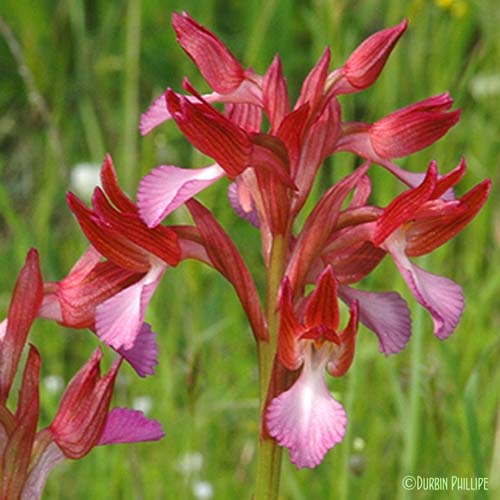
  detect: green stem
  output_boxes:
[255,234,288,500]
[337,348,360,500]
[258,235,287,399]
[255,438,283,500]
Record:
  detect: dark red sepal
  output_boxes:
[373,162,437,246]
[1,346,41,499]
[186,199,267,341]
[0,249,43,404]
[50,349,121,459]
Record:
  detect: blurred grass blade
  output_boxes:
[399,293,426,500]
[490,405,500,494]
[67,0,105,161]
[464,371,489,500]
[120,0,142,193]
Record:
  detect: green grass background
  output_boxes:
[0,0,499,498]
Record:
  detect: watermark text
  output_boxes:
[401,475,489,492]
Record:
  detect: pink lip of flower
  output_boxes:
[66,154,181,352]
[266,267,358,469]
[0,250,164,500]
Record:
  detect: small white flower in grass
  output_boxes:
[192,480,214,500]
[176,451,203,475]
[469,73,500,99]
[353,436,365,451]
[43,375,64,394]
[132,396,153,415]
[70,162,101,198]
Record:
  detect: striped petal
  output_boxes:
[98,408,164,445]
[140,91,222,135]
[95,264,166,350]
[138,164,225,227]
[388,236,463,339]
[116,323,159,377]
[339,286,411,355]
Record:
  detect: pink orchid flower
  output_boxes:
[66,154,180,352]
[0,250,164,499]
[266,267,358,469]
[38,246,158,377]
[320,159,491,341]
[371,160,491,337]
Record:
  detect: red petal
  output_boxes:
[370,93,460,158]
[100,154,138,213]
[92,188,180,266]
[348,174,372,208]
[295,48,330,111]
[186,199,267,341]
[373,163,437,246]
[1,346,40,499]
[277,279,303,370]
[342,20,407,90]
[52,349,101,424]
[406,179,491,256]
[0,249,42,404]
[305,267,339,332]
[276,104,310,171]
[292,96,342,214]
[225,103,262,133]
[286,164,369,293]
[250,134,295,235]
[432,157,466,199]
[263,55,290,132]
[50,350,121,459]
[67,192,151,272]
[172,12,245,94]
[42,259,144,330]
[327,301,358,376]
[166,89,252,178]
[15,345,41,421]
[324,241,385,285]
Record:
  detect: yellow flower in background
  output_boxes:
[435,0,468,17]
